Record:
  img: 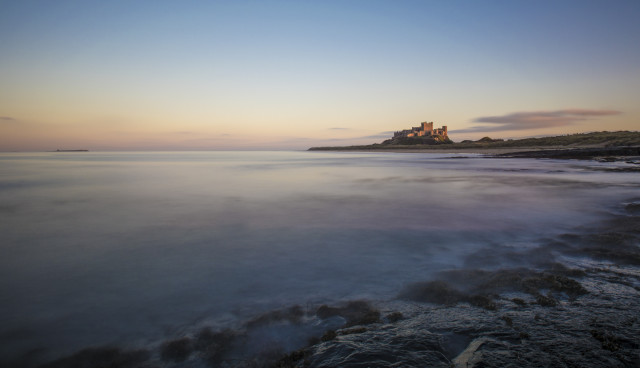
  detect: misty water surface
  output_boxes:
[0,151,637,361]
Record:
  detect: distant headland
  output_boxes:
[53,149,89,152]
[309,124,640,159]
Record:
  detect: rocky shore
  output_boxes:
[32,201,640,368]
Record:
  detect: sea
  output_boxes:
[0,151,638,367]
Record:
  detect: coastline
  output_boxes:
[3,151,639,368]
[28,200,640,368]
[308,131,640,158]
[311,145,640,160]
[321,147,562,155]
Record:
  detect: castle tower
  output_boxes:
[442,125,448,136]
[421,122,433,134]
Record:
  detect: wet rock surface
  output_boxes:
[399,267,589,310]
[21,206,640,368]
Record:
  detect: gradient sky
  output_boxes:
[1,0,639,151]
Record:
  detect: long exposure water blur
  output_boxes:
[1,151,638,366]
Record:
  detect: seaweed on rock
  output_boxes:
[399,267,588,310]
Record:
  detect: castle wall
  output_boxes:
[394,122,448,139]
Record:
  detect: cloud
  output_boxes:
[454,109,621,133]
[328,127,351,130]
[0,116,16,121]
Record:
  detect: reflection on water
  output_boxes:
[0,151,637,362]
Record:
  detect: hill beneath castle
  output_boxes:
[309,131,640,159]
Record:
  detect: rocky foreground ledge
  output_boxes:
[30,201,640,368]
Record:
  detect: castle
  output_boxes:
[393,121,448,139]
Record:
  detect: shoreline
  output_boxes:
[320,147,561,155]
[24,203,640,368]
[311,145,640,159]
[308,131,640,157]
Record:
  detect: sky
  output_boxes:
[1,0,639,151]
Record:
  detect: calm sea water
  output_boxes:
[0,151,637,362]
